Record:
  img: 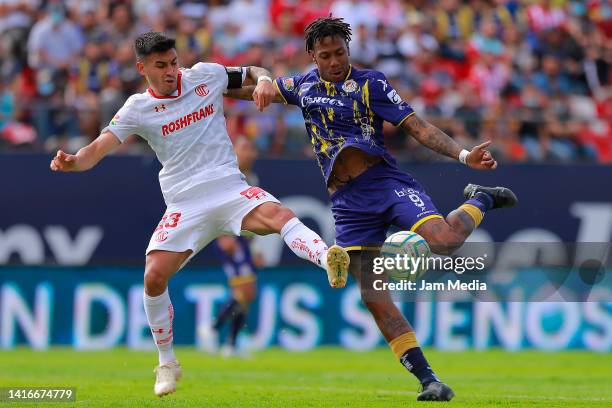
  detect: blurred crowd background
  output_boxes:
[0,0,610,163]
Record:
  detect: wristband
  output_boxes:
[459,149,469,165]
[257,75,272,84]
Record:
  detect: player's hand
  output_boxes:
[50,150,79,172]
[252,80,275,112]
[466,140,497,170]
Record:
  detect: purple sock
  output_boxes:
[466,192,494,212]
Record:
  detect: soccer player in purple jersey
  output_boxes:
[227,17,517,401]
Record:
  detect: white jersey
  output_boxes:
[103,62,246,204]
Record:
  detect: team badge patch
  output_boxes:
[342,79,358,93]
[155,230,168,242]
[282,78,294,91]
[386,89,403,104]
[195,84,209,97]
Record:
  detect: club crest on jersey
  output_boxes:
[282,78,294,91]
[195,84,209,97]
[154,104,167,112]
[342,79,358,93]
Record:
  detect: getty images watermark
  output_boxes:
[363,242,611,303]
[371,253,488,291]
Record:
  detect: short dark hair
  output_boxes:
[134,32,176,59]
[304,16,352,53]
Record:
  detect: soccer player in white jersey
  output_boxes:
[49,32,349,397]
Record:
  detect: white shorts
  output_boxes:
[146,174,279,266]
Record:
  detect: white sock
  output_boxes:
[280,217,329,270]
[144,288,177,365]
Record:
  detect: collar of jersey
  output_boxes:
[147,71,182,99]
[317,64,352,84]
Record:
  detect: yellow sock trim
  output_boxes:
[389,331,419,358]
[459,203,484,227]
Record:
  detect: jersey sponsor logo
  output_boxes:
[240,186,267,200]
[395,187,426,210]
[161,104,215,136]
[386,89,403,104]
[154,104,167,112]
[342,79,358,93]
[195,84,209,97]
[282,77,294,91]
[110,114,120,125]
[300,96,345,108]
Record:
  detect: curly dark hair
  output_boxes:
[304,16,352,52]
[134,32,175,59]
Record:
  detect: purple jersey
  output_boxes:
[275,65,415,183]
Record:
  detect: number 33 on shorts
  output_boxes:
[154,212,182,242]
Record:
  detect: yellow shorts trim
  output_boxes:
[389,331,419,358]
[344,246,381,252]
[229,275,256,286]
[273,80,289,105]
[410,214,444,232]
[396,111,416,127]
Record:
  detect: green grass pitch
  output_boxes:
[0,347,610,407]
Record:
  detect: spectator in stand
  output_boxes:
[0,0,609,164]
[27,3,82,71]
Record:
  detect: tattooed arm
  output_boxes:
[225,85,256,101]
[243,66,272,86]
[401,114,497,169]
[401,114,461,160]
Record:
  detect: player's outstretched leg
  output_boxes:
[143,249,190,397]
[350,251,454,401]
[415,185,517,255]
[241,202,350,288]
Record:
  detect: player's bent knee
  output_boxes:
[275,206,295,226]
[143,267,171,296]
[416,219,464,256]
[426,236,463,256]
[261,204,295,232]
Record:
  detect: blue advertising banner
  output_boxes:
[0,267,610,351]
[2,154,612,267]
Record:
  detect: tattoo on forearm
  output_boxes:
[403,115,461,160]
[247,66,272,81]
[225,86,255,101]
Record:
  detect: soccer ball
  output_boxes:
[380,231,431,281]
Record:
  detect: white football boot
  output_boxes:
[153,360,182,397]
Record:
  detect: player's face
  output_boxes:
[311,35,350,83]
[137,49,179,96]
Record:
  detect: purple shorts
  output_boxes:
[330,162,442,249]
